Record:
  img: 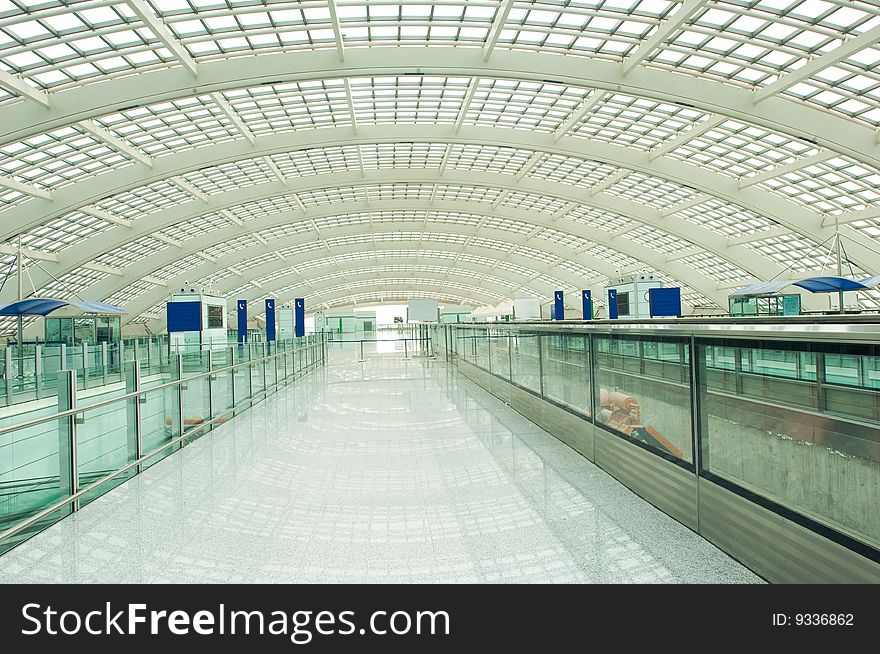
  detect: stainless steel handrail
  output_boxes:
[447,320,880,343]
[330,337,430,343]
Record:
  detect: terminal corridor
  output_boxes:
[0,342,759,584]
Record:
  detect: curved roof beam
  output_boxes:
[2,49,876,168]
[140,278,506,326]
[5,181,770,307]
[168,249,598,310]
[209,265,552,313]
[101,223,699,320]
[0,130,841,285]
[113,221,727,322]
[2,126,840,254]
[262,282,501,317]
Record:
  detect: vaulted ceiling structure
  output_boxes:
[0,0,878,329]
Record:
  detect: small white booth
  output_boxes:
[166,287,228,351]
[604,274,662,319]
[278,303,296,340]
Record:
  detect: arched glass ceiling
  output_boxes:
[0,0,878,330]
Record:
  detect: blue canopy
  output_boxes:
[793,276,869,293]
[731,275,879,298]
[0,298,124,316]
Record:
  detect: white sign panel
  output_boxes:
[408,299,438,322]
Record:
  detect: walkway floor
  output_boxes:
[0,342,760,583]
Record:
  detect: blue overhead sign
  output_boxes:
[553,290,564,321]
[237,299,247,343]
[608,289,618,320]
[294,298,305,337]
[265,298,276,341]
[582,290,592,320]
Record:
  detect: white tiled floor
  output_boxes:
[0,342,761,583]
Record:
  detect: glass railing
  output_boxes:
[0,335,325,410]
[326,324,434,360]
[0,336,170,409]
[446,322,880,560]
[0,333,326,554]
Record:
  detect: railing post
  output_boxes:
[262,344,268,394]
[815,351,826,413]
[229,346,237,407]
[133,339,140,366]
[57,369,79,514]
[689,335,705,490]
[172,354,184,450]
[403,336,408,360]
[82,342,89,387]
[247,344,255,398]
[208,351,216,423]
[359,339,365,363]
[537,334,545,397]
[101,341,108,386]
[279,341,287,382]
[6,346,14,406]
[124,360,143,473]
[34,344,42,400]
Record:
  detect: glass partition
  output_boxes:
[510,331,542,394]
[698,339,880,551]
[181,352,210,441]
[140,383,180,470]
[234,346,252,406]
[77,400,132,505]
[250,344,265,396]
[488,330,511,381]
[0,412,71,551]
[541,333,591,416]
[211,350,235,418]
[593,334,692,462]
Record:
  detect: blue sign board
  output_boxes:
[294,298,305,337]
[265,298,276,342]
[648,287,682,318]
[237,299,247,343]
[582,290,592,320]
[553,290,564,321]
[608,289,619,320]
[167,301,201,333]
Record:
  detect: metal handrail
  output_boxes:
[0,340,321,438]
[330,337,430,343]
[0,337,326,545]
[445,319,880,344]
